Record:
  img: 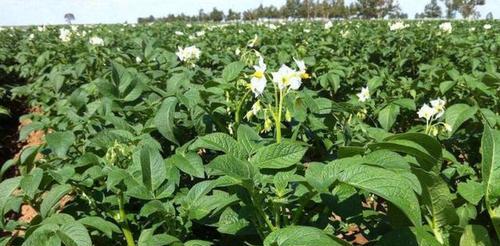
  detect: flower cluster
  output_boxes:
[356,87,370,102]
[324,21,333,30]
[89,36,104,46]
[389,21,409,31]
[176,45,201,65]
[417,98,451,135]
[249,57,308,97]
[439,22,452,33]
[59,28,71,42]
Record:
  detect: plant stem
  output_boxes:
[250,187,276,233]
[117,192,136,246]
[235,90,251,130]
[273,203,281,229]
[275,89,284,143]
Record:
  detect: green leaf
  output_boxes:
[393,98,416,110]
[140,146,167,192]
[237,124,262,156]
[457,180,484,205]
[439,81,457,94]
[445,104,477,136]
[45,131,75,158]
[40,184,72,218]
[263,226,348,246]
[191,133,244,157]
[222,61,245,82]
[0,177,21,220]
[413,168,459,231]
[20,167,43,199]
[78,216,121,238]
[333,163,421,226]
[250,141,307,169]
[457,204,477,226]
[480,124,500,238]
[208,154,255,180]
[369,133,442,171]
[378,104,400,131]
[154,97,179,145]
[56,221,92,246]
[22,223,60,246]
[217,208,250,235]
[459,225,492,246]
[377,226,441,246]
[167,152,204,178]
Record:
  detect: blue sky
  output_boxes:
[1,0,499,26]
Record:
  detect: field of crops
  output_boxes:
[0,20,499,245]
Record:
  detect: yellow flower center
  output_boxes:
[253,71,264,78]
[301,72,310,79]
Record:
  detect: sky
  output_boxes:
[0,0,499,26]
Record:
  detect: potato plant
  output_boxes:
[0,20,499,245]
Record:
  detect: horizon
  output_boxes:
[1,0,499,26]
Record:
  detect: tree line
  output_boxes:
[137,0,490,23]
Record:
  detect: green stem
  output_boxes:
[250,187,276,233]
[273,203,281,229]
[275,89,284,143]
[291,191,317,225]
[486,197,500,240]
[118,193,136,246]
[235,90,251,130]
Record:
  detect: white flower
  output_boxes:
[389,21,409,31]
[418,103,437,121]
[304,29,311,33]
[135,57,142,64]
[250,56,267,97]
[196,31,205,37]
[324,21,333,30]
[176,46,201,63]
[70,25,78,32]
[340,30,350,38]
[267,24,278,30]
[294,58,309,79]
[59,28,71,42]
[251,100,262,115]
[235,48,241,56]
[430,98,446,118]
[186,23,192,28]
[37,26,46,32]
[175,31,184,36]
[469,27,476,32]
[443,123,452,132]
[439,22,452,33]
[238,29,244,34]
[188,35,195,40]
[272,64,302,91]
[356,87,370,102]
[89,36,104,46]
[248,34,258,48]
[0,27,4,32]
[484,24,492,30]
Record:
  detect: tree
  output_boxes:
[354,0,403,19]
[208,7,224,22]
[440,0,485,19]
[332,0,349,19]
[485,12,493,19]
[424,0,442,18]
[198,9,208,22]
[227,9,241,21]
[64,13,75,24]
[456,0,485,18]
